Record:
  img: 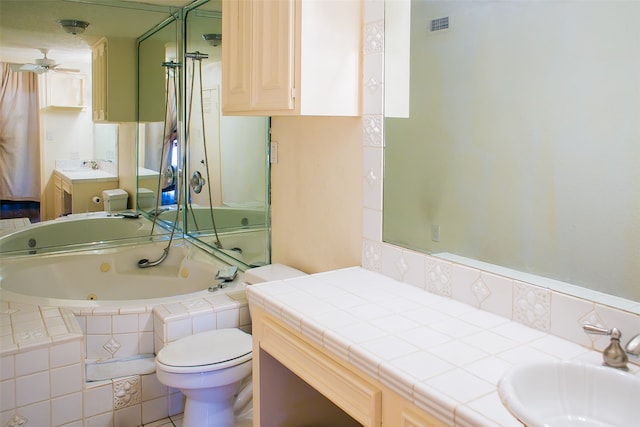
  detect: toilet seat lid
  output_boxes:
[156,329,252,372]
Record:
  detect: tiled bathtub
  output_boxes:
[0,241,251,426]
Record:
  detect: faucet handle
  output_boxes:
[583,323,628,369]
[626,334,640,357]
[582,323,615,336]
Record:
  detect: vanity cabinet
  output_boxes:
[54,171,119,216]
[251,307,446,427]
[221,0,361,116]
[91,37,136,122]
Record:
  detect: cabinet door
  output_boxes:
[222,0,253,112]
[54,175,62,218]
[92,39,106,121]
[251,0,295,111]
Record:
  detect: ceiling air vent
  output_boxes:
[430,16,449,32]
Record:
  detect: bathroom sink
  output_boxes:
[498,360,640,427]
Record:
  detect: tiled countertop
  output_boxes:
[247,267,639,427]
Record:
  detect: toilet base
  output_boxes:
[182,383,236,427]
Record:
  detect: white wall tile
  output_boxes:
[139,331,155,355]
[16,371,49,406]
[217,309,240,329]
[139,313,154,332]
[86,335,113,360]
[114,404,142,427]
[141,374,167,402]
[168,390,185,417]
[113,333,139,358]
[15,347,48,376]
[112,314,139,334]
[549,292,595,347]
[84,383,114,418]
[52,392,82,426]
[87,315,112,335]
[363,0,384,24]
[165,318,192,342]
[50,339,82,368]
[0,355,14,381]
[478,273,514,319]
[191,313,216,334]
[50,363,82,397]
[16,400,50,427]
[84,411,114,427]
[142,396,169,424]
[0,379,15,411]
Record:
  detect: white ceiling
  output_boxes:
[0,0,215,65]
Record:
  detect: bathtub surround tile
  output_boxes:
[1,379,15,411]
[139,312,154,332]
[51,391,83,426]
[84,382,114,418]
[15,347,48,376]
[168,390,184,417]
[113,333,141,358]
[50,364,83,397]
[16,370,50,406]
[0,355,14,381]
[113,314,139,334]
[87,315,113,335]
[141,374,167,402]
[142,396,170,425]
[165,318,192,343]
[139,331,155,355]
[114,404,142,427]
[16,400,50,427]
[84,411,114,426]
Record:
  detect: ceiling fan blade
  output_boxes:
[52,67,81,73]
[10,63,39,72]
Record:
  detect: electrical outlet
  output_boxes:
[431,224,440,242]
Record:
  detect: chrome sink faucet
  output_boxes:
[583,324,629,369]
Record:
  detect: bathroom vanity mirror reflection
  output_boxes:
[94,124,118,165]
[136,0,271,268]
[383,1,640,303]
[136,14,180,219]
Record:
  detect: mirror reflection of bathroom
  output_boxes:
[137,1,271,268]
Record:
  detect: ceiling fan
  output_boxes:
[10,49,80,74]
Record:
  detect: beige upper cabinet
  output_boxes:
[222,0,361,116]
[91,37,136,122]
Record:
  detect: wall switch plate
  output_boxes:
[270,141,278,164]
[431,224,441,242]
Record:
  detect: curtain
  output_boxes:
[0,63,40,201]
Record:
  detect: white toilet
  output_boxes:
[155,264,308,427]
[155,328,253,427]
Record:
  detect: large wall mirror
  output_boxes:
[384,0,639,303]
[137,0,271,268]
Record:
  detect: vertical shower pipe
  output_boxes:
[138,61,183,269]
[184,51,223,248]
